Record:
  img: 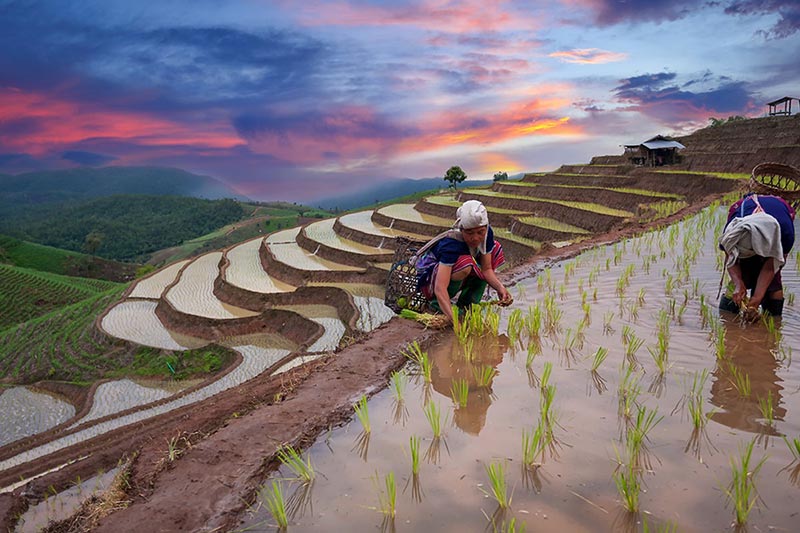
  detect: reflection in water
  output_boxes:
[351,430,370,462]
[709,314,786,437]
[429,334,509,436]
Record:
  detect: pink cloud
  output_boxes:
[549,47,628,64]
[0,88,243,156]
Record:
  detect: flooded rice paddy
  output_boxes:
[0,388,75,447]
[241,205,800,532]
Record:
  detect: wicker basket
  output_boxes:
[384,236,429,313]
[749,163,800,205]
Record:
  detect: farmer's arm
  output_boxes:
[480,253,512,305]
[748,258,777,310]
[434,263,455,323]
[726,260,746,306]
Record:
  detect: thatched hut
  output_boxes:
[623,135,685,166]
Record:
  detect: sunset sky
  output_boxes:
[1,0,799,202]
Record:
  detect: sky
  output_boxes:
[1,0,799,203]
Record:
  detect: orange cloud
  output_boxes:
[549,48,628,64]
[475,152,525,175]
[0,88,243,156]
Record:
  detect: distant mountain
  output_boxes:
[316,177,495,210]
[0,166,247,210]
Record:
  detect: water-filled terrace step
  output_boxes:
[511,215,591,243]
[298,218,394,267]
[334,210,429,248]
[415,195,527,228]
[263,228,386,285]
[224,237,295,294]
[491,181,681,211]
[371,204,452,237]
[128,260,189,299]
[458,189,631,233]
[101,300,207,351]
[555,164,634,176]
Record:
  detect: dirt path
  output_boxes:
[0,194,729,532]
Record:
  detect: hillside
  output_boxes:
[0,234,137,280]
[0,195,246,262]
[0,263,123,330]
[0,166,246,219]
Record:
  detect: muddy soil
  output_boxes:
[0,194,729,532]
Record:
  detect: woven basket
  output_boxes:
[384,236,428,313]
[749,163,800,204]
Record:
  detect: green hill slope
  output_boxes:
[0,264,124,330]
[0,195,246,262]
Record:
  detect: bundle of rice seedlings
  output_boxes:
[399,308,450,329]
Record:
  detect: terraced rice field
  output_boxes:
[225,238,294,293]
[304,218,395,257]
[128,260,189,299]
[338,211,428,242]
[73,379,184,426]
[0,387,75,447]
[0,344,293,472]
[268,234,364,272]
[277,305,346,353]
[517,216,590,234]
[424,195,528,215]
[101,300,207,350]
[165,252,258,319]
[463,189,635,217]
[377,204,453,227]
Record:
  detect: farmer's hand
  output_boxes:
[731,281,746,306]
[497,287,513,307]
[741,306,760,323]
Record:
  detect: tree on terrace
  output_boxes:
[493,171,508,182]
[443,166,468,189]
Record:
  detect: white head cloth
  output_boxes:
[456,200,488,229]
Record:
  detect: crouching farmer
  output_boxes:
[414,200,513,325]
[718,193,795,318]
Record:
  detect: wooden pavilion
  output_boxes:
[767,97,799,116]
[623,135,685,166]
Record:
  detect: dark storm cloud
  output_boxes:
[725,0,800,38]
[580,0,799,38]
[614,72,755,116]
[0,1,328,111]
[61,151,117,166]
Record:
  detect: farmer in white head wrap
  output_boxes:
[414,199,512,324]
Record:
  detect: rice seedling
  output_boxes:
[373,471,397,519]
[593,287,598,301]
[543,293,562,333]
[399,308,450,328]
[261,480,289,530]
[402,340,426,366]
[389,370,408,403]
[409,436,421,475]
[648,338,669,374]
[540,361,553,390]
[713,323,726,360]
[757,391,775,426]
[166,436,182,462]
[525,339,541,368]
[612,444,641,513]
[277,446,315,484]
[506,309,524,346]
[784,435,800,463]
[628,406,663,457]
[788,292,795,306]
[424,401,447,439]
[484,461,512,509]
[353,394,371,433]
[603,311,615,334]
[590,347,609,372]
[474,365,498,388]
[450,378,469,408]
[625,334,644,363]
[728,363,751,398]
[525,303,542,339]
[723,440,767,525]
[540,384,557,428]
[621,324,633,345]
[762,314,782,344]
[618,365,643,420]
[522,421,546,468]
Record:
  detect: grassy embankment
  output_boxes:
[0,285,233,385]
